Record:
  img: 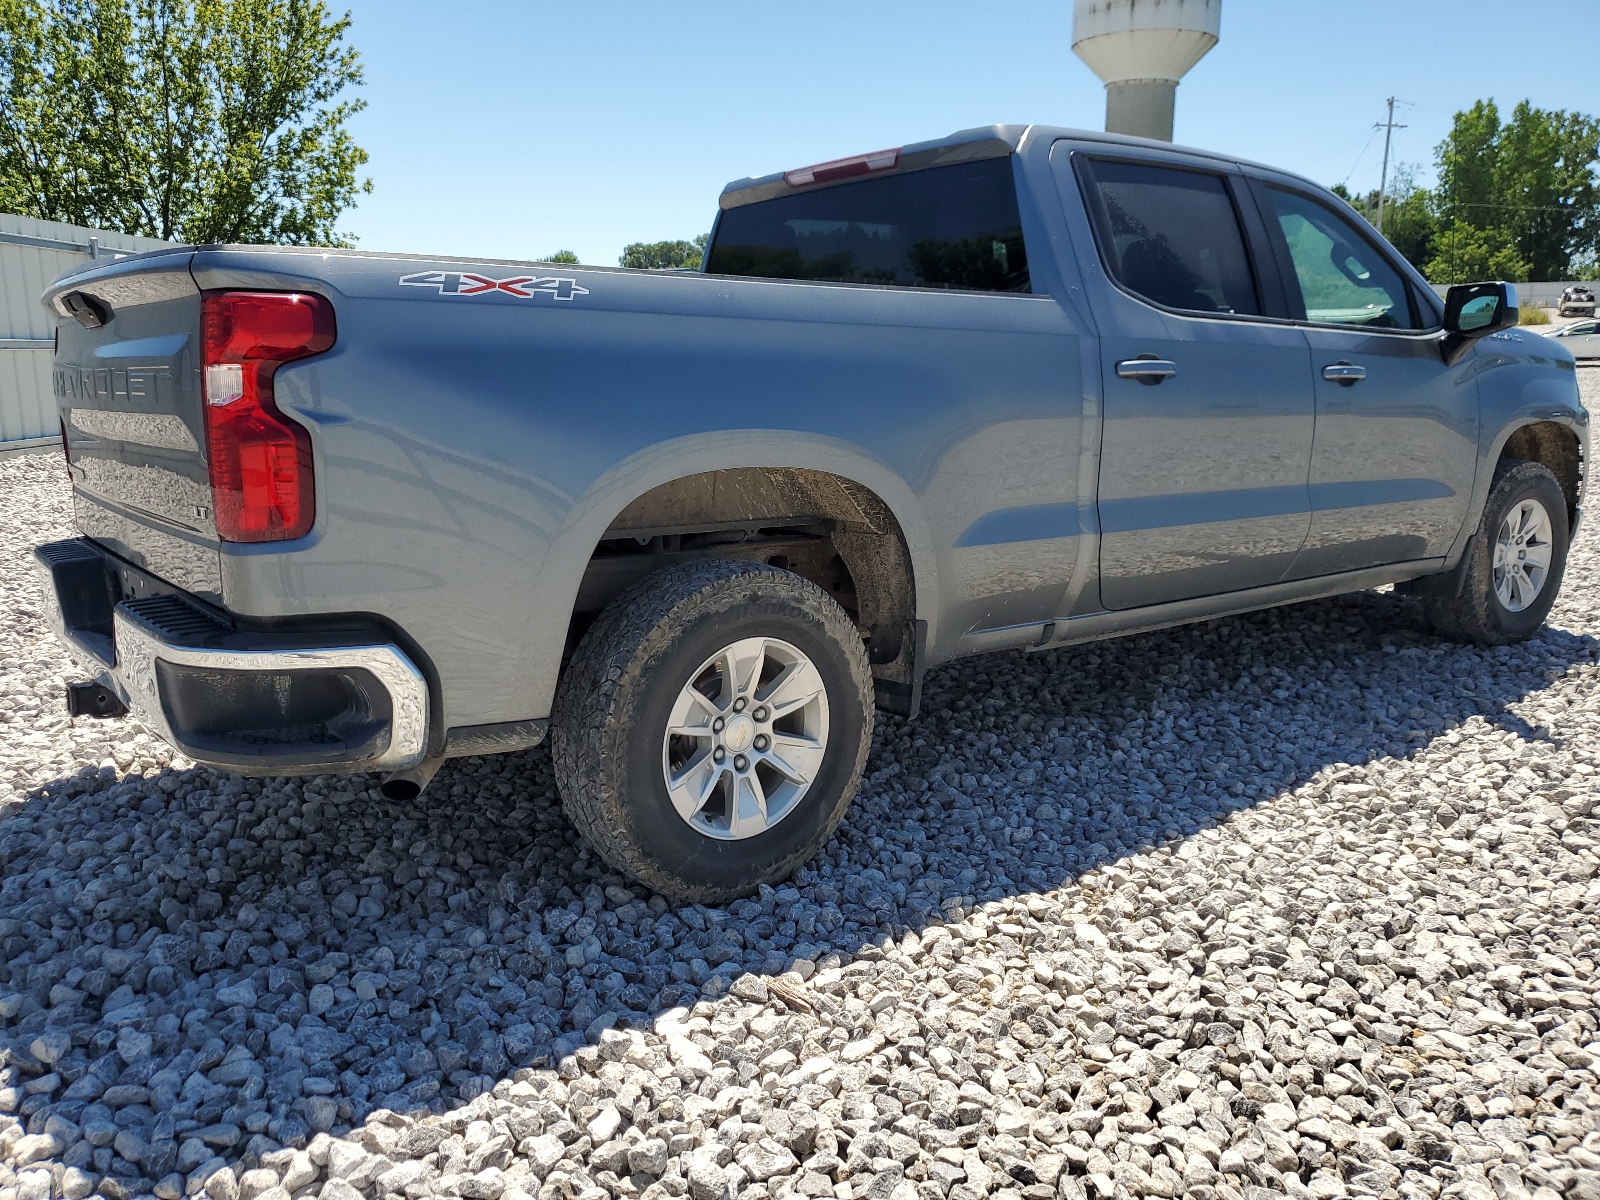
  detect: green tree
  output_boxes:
[1379,185,1438,272]
[0,0,370,245]
[1434,99,1600,280]
[543,249,578,264]
[1424,220,1530,284]
[620,232,708,270]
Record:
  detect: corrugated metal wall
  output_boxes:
[1,214,173,448]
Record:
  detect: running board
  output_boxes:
[1033,559,1444,651]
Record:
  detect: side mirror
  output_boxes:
[1443,281,1518,364]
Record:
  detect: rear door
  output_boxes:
[1249,181,1479,578]
[1058,148,1315,610]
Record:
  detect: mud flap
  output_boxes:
[1395,558,1468,600]
[872,619,927,719]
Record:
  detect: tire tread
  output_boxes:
[550,559,873,901]
[1424,458,1569,645]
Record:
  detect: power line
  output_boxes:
[1375,97,1409,235]
[1299,126,1385,169]
[1339,128,1381,189]
[1454,201,1580,214]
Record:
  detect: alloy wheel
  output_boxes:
[660,636,830,840]
[1493,497,1554,612]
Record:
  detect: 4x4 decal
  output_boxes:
[399,271,589,301]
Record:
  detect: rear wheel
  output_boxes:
[551,559,873,902]
[1425,460,1569,645]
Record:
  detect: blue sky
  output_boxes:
[337,0,1600,266]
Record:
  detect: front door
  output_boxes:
[1068,154,1316,610]
[1253,183,1479,578]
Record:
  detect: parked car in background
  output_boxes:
[1546,317,1600,360]
[33,124,1592,900]
[1559,285,1596,316]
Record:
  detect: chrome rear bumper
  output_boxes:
[34,538,429,774]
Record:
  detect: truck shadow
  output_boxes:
[0,588,1594,1185]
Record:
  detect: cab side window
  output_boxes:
[1264,188,1423,330]
[1079,158,1261,317]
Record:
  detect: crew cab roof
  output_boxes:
[717,123,1321,211]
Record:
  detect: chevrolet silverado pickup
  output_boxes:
[35,124,1589,900]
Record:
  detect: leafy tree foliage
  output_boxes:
[1425,220,1531,285]
[1433,100,1600,281]
[620,232,708,270]
[542,249,578,264]
[1379,187,1439,274]
[0,0,370,245]
[1334,99,1600,284]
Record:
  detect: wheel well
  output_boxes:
[567,468,920,710]
[1499,421,1583,523]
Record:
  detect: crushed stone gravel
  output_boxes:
[3,376,1600,1200]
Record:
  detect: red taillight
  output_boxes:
[201,291,335,542]
[784,147,900,188]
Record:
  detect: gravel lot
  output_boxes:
[3,379,1600,1200]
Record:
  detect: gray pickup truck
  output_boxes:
[35,124,1589,900]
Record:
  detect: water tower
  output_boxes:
[1071,0,1221,142]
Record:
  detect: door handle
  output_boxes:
[1115,358,1177,385]
[1322,361,1366,386]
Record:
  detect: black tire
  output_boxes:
[1425,459,1570,645]
[550,559,873,902]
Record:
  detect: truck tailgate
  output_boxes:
[46,250,224,601]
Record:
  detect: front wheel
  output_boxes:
[550,559,873,902]
[1425,459,1570,645]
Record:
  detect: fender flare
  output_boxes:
[1416,409,1588,599]
[517,431,940,720]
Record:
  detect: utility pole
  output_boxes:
[1375,97,1408,235]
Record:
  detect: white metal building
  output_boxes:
[1,213,172,452]
[1428,281,1600,308]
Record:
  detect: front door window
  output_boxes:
[1264,188,1422,330]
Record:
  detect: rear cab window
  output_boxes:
[706,157,1030,293]
[1074,157,1261,317]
